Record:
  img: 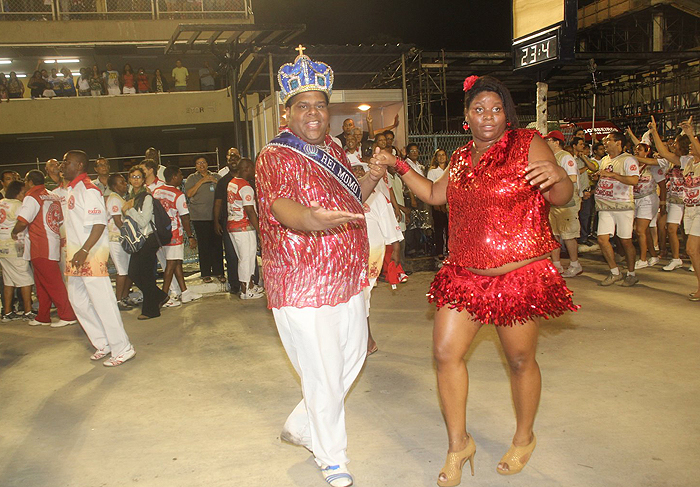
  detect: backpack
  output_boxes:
[119,215,147,254]
[150,197,172,246]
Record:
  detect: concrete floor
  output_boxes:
[0,254,698,487]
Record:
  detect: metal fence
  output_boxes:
[408,132,471,171]
[0,0,250,20]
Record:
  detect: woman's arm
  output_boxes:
[680,118,700,156]
[649,116,681,165]
[526,134,573,206]
[125,195,153,230]
[626,127,641,146]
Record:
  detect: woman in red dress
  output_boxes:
[388,76,577,485]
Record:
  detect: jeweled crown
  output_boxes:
[278,45,333,105]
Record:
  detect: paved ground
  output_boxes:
[0,254,698,487]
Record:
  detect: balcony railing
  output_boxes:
[0,0,251,20]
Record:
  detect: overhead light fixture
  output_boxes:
[44,58,80,64]
[162,127,197,133]
[18,135,55,141]
[358,104,371,111]
[0,59,11,65]
[15,73,27,78]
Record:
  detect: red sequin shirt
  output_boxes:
[446,129,559,270]
[256,128,369,309]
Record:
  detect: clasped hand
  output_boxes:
[524,160,565,190]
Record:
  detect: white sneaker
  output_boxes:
[635,259,649,270]
[28,319,51,326]
[162,296,181,308]
[250,284,265,294]
[553,264,564,274]
[648,256,659,267]
[51,319,77,328]
[319,464,353,487]
[663,259,683,271]
[103,345,136,367]
[561,264,583,278]
[90,347,111,361]
[690,264,696,272]
[240,289,265,300]
[180,289,202,303]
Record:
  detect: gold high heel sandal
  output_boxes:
[496,433,536,475]
[437,435,476,487]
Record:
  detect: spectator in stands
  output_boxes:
[27,71,45,98]
[0,73,5,87]
[199,61,216,91]
[60,67,76,97]
[573,126,586,140]
[47,68,61,97]
[427,149,449,259]
[0,84,8,102]
[0,181,35,322]
[1,170,16,197]
[372,133,388,154]
[172,60,189,92]
[595,132,640,286]
[545,131,583,277]
[141,159,164,192]
[152,68,170,93]
[225,159,263,300]
[213,150,241,293]
[77,68,91,96]
[44,158,62,191]
[106,173,132,310]
[136,67,150,94]
[145,147,166,180]
[103,63,121,95]
[123,166,169,320]
[405,143,424,175]
[121,64,136,94]
[154,166,201,307]
[12,170,77,327]
[89,65,103,96]
[384,130,399,156]
[345,134,364,168]
[7,72,24,99]
[218,147,241,177]
[337,117,370,148]
[62,150,136,366]
[185,155,223,283]
[92,158,112,197]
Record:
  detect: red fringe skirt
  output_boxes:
[428,259,578,326]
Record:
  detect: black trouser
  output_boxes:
[222,231,240,293]
[432,208,448,256]
[579,195,595,241]
[128,234,168,318]
[193,220,224,277]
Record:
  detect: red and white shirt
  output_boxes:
[683,157,700,207]
[17,184,62,261]
[147,177,165,193]
[257,128,368,309]
[667,154,693,205]
[0,199,24,258]
[595,154,640,211]
[226,177,255,232]
[152,185,188,246]
[64,173,110,277]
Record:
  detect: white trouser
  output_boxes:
[67,276,131,356]
[272,292,368,467]
[228,230,256,284]
[156,247,181,295]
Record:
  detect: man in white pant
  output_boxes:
[61,150,135,367]
[256,47,387,487]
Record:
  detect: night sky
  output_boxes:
[254,0,512,50]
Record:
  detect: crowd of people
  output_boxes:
[0,59,218,100]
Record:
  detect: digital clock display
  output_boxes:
[514,35,558,69]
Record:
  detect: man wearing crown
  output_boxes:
[256,46,388,487]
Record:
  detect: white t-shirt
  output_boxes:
[107,192,126,242]
[683,157,700,207]
[650,158,670,183]
[553,150,579,207]
[0,199,24,258]
[407,158,425,176]
[595,154,640,211]
[667,154,693,205]
[64,175,110,277]
[427,167,445,183]
[387,172,406,231]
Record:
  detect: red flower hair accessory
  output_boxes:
[463,76,479,92]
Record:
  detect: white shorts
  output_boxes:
[107,87,121,95]
[163,244,184,261]
[634,193,659,221]
[109,241,130,276]
[229,231,256,283]
[598,210,634,239]
[122,86,136,94]
[667,202,684,225]
[0,257,34,287]
[683,206,700,236]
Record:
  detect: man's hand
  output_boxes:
[122,199,134,212]
[599,170,616,179]
[70,250,88,269]
[189,236,197,249]
[307,201,364,231]
[214,220,223,236]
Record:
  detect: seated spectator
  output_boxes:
[122,64,136,95]
[199,61,216,91]
[27,71,45,98]
[0,181,35,322]
[136,68,150,93]
[172,60,189,92]
[60,67,76,97]
[89,65,103,96]
[77,68,91,96]
[152,68,170,93]
[103,63,121,95]
[7,72,24,99]
[153,166,201,307]
[106,174,133,310]
[225,159,263,300]
[122,167,168,320]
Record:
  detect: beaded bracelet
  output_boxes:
[395,158,411,176]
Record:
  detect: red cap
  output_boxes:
[544,130,565,142]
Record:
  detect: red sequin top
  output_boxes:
[256,128,368,309]
[446,129,558,270]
